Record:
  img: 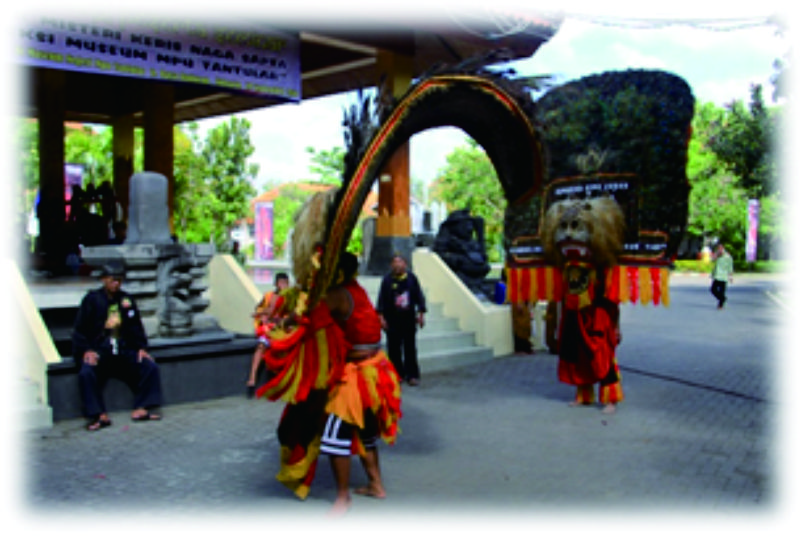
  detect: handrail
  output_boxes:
[8,259,61,409]
[206,254,262,334]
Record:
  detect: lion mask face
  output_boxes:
[541,196,625,269]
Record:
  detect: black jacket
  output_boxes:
[72,287,148,363]
[376,271,427,319]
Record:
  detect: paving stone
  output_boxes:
[15,274,790,529]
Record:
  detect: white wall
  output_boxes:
[412,248,513,357]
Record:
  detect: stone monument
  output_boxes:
[81,172,219,338]
[432,208,492,299]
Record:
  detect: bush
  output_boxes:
[732,260,786,273]
[674,259,785,273]
[673,260,713,273]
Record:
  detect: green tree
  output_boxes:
[64,125,114,187]
[306,146,345,184]
[18,120,40,217]
[430,138,505,261]
[686,101,748,258]
[173,123,212,243]
[708,84,777,199]
[199,117,259,249]
[686,97,784,261]
[271,183,313,258]
[304,144,365,256]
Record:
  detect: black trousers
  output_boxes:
[78,351,163,418]
[710,280,728,307]
[386,315,420,381]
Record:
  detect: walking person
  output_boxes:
[72,262,163,431]
[376,253,427,386]
[710,242,734,309]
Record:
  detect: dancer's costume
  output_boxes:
[256,232,401,500]
[256,288,347,499]
[502,70,695,406]
[253,290,285,346]
[321,279,401,457]
[506,195,674,406]
[555,264,623,405]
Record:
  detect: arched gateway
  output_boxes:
[255,61,696,498]
[311,61,695,309]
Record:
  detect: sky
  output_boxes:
[189,2,791,193]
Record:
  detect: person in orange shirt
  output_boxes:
[246,272,289,398]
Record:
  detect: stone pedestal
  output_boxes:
[82,242,217,338]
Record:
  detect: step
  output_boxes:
[19,378,53,431]
[47,333,258,421]
[417,345,495,375]
[416,330,476,354]
[422,316,459,333]
[424,301,445,319]
[18,404,54,432]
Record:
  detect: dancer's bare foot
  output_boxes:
[602,403,617,414]
[354,484,386,499]
[568,400,589,407]
[327,495,352,517]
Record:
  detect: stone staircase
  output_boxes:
[253,275,495,376]
[359,276,495,375]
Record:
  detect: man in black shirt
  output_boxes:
[73,262,163,431]
[376,254,427,385]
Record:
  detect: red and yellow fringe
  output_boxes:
[325,351,403,452]
[276,436,321,500]
[256,302,349,404]
[506,265,671,306]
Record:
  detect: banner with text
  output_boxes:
[21,19,301,101]
[255,201,274,261]
[746,199,759,263]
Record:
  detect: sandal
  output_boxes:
[131,411,162,422]
[87,417,112,431]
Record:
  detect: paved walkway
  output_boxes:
[10,273,797,532]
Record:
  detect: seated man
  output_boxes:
[72,262,163,431]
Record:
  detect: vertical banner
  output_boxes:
[746,199,759,263]
[254,201,274,261]
[64,163,84,220]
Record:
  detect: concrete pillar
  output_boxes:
[363,51,415,274]
[143,82,175,231]
[35,68,66,272]
[112,114,135,223]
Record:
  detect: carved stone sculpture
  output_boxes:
[81,172,217,338]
